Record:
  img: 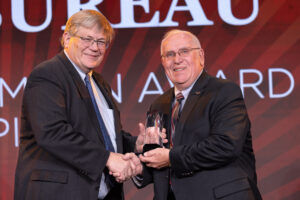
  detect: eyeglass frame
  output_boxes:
[72,35,108,49]
[161,47,201,59]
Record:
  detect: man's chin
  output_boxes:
[174,82,190,90]
[85,63,100,70]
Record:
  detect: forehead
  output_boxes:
[77,26,106,38]
[162,33,195,51]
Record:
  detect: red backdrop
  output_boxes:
[0,0,299,199]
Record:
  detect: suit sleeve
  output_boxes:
[170,82,250,176]
[23,68,109,181]
[121,130,137,153]
[132,164,154,188]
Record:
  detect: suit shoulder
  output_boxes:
[29,54,63,79]
[207,76,242,95]
[26,54,69,90]
[151,88,173,107]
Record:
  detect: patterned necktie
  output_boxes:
[170,92,184,147]
[84,73,115,152]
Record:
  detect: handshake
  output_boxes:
[106,152,143,183]
[106,123,168,183]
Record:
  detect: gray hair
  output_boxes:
[160,29,201,55]
[61,10,114,47]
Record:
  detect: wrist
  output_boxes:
[106,152,115,167]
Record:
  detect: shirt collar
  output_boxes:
[64,50,91,82]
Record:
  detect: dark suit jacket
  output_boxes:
[14,51,136,200]
[136,71,262,200]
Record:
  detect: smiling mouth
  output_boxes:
[85,54,100,58]
[173,67,185,72]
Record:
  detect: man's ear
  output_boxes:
[63,32,71,48]
[199,48,204,57]
[199,48,205,66]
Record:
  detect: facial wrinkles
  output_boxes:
[163,44,190,73]
[65,28,106,73]
[162,33,202,90]
[83,40,102,56]
[81,29,105,62]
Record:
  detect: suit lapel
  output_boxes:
[57,52,105,145]
[92,73,114,109]
[57,52,87,99]
[173,71,210,146]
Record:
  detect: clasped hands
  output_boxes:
[106,152,143,183]
[106,123,170,183]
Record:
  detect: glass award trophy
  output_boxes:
[143,111,165,153]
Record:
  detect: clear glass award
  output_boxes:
[143,111,164,153]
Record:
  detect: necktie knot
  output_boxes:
[84,72,93,84]
[176,92,184,103]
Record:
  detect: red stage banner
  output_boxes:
[0,0,299,199]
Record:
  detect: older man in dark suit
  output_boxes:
[14,10,142,200]
[137,30,262,200]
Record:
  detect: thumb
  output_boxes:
[144,150,155,157]
[139,123,145,133]
[122,153,133,160]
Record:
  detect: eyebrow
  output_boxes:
[84,35,106,40]
[166,47,189,52]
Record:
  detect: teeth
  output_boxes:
[174,68,183,71]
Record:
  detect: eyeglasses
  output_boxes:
[162,48,200,59]
[74,35,107,49]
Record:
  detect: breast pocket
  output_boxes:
[30,169,68,183]
[213,177,253,199]
[25,169,69,200]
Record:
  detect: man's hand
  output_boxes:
[136,123,168,153]
[106,152,132,183]
[107,152,143,183]
[123,153,143,176]
[139,148,170,169]
[161,128,168,144]
[135,123,145,153]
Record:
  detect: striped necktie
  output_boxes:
[170,92,184,147]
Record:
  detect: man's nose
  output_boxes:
[90,40,99,50]
[174,53,183,63]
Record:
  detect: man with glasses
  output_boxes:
[136,29,262,200]
[14,10,143,200]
